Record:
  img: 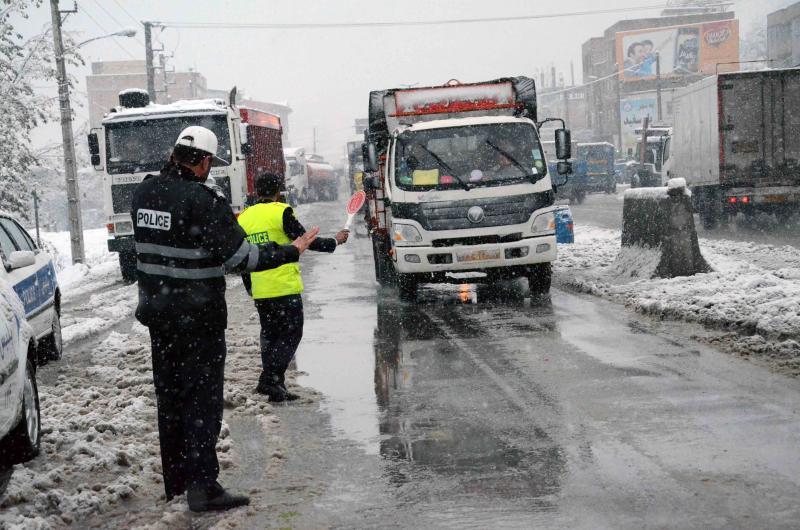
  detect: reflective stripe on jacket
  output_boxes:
[238,202,303,299]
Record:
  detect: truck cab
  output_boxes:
[362,78,571,300]
[632,125,672,187]
[89,89,282,281]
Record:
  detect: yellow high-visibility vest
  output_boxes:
[237,202,303,299]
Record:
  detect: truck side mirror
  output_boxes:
[363,142,378,173]
[557,161,572,176]
[88,132,101,167]
[239,123,251,156]
[362,175,381,191]
[555,128,572,160]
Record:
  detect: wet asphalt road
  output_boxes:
[230,198,800,529]
[565,186,800,249]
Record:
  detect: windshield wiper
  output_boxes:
[414,144,470,191]
[485,140,532,179]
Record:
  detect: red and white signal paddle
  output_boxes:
[343,191,366,231]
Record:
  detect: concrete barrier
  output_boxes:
[620,178,712,278]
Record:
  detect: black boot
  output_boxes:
[187,481,250,512]
[255,382,299,402]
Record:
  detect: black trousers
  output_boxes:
[255,294,304,388]
[149,327,226,498]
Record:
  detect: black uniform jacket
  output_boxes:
[132,164,300,331]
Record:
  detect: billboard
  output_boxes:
[616,19,739,81]
[620,96,656,155]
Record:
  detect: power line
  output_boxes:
[78,3,137,59]
[85,0,145,47]
[160,4,667,30]
[109,0,141,27]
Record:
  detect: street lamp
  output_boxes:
[50,0,136,264]
[72,28,137,50]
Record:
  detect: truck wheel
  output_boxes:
[372,239,395,287]
[119,250,137,283]
[527,263,552,298]
[1,360,41,468]
[397,273,418,302]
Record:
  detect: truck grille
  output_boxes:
[111,183,139,213]
[419,194,544,231]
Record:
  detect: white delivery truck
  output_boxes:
[670,68,800,227]
[89,89,284,281]
[361,77,572,300]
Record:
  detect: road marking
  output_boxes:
[426,312,539,422]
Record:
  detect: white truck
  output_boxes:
[284,147,310,204]
[89,89,284,281]
[670,68,800,227]
[361,77,572,300]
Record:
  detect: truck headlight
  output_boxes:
[531,211,556,235]
[392,223,423,245]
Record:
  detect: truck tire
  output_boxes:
[397,273,418,302]
[372,238,395,287]
[527,263,552,297]
[1,360,41,468]
[119,250,137,283]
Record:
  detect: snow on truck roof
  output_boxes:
[401,114,533,133]
[102,98,228,124]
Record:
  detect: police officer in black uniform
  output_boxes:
[132,126,319,512]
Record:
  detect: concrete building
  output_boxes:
[582,10,737,154]
[86,60,207,128]
[768,2,800,68]
[538,85,590,141]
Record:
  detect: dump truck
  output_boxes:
[89,89,285,281]
[670,68,800,227]
[361,77,572,300]
[577,142,617,194]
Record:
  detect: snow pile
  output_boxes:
[555,225,800,375]
[41,228,118,293]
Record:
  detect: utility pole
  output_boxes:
[50,0,85,264]
[313,127,317,154]
[656,52,663,122]
[144,21,156,102]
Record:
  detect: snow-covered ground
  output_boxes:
[555,225,800,376]
[0,229,316,528]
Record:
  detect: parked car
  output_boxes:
[0,214,62,364]
[0,278,42,494]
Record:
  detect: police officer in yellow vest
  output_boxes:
[238,172,349,401]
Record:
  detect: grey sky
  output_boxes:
[21,0,779,163]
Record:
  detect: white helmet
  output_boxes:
[175,126,227,164]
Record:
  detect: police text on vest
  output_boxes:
[137,209,172,231]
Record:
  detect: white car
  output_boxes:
[0,215,62,364]
[0,278,41,491]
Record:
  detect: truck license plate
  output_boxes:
[764,195,787,203]
[456,249,501,263]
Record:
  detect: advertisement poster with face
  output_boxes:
[616,19,739,81]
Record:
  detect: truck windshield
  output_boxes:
[395,122,546,190]
[105,114,231,175]
[634,141,663,171]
